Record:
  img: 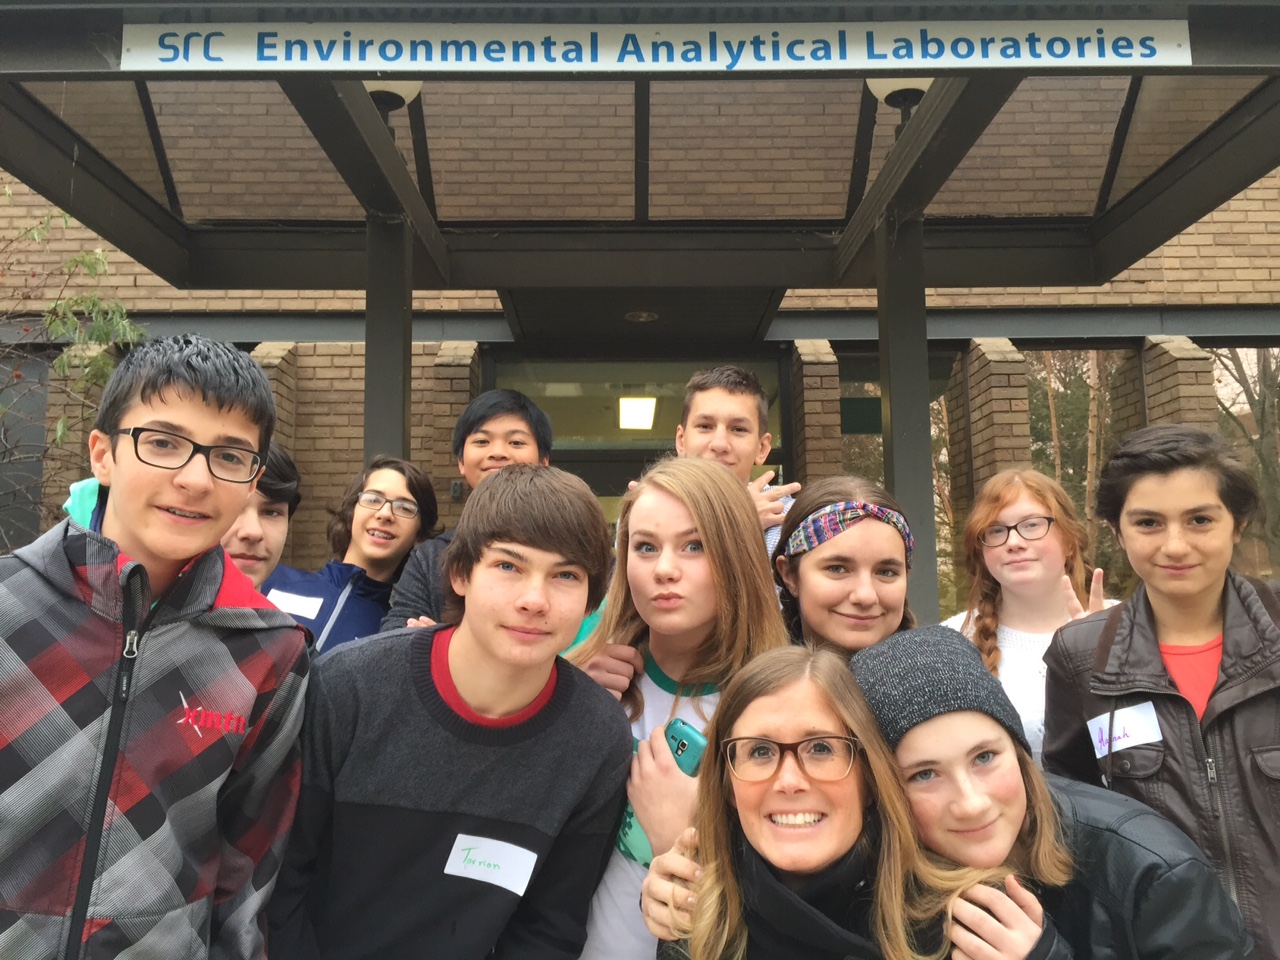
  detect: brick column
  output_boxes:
[945,338,1033,514]
[944,338,1032,605]
[251,342,299,564]
[1108,336,1218,442]
[432,341,481,530]
[251,342,298,452]
[790,339,842,484]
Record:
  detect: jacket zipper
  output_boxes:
[314,578,356,652]
[1203,736,1241,903]
[64,569,148,959]
[1097,679,1244,904]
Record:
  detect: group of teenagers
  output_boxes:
[0,334,1275,960]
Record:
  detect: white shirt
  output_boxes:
[579,656,719,960]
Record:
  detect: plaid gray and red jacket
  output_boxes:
[0,520,309,960]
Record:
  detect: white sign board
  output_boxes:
[121,21,1192,73]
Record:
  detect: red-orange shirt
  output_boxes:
[429,624,558,727]
[1159,634,1224,721]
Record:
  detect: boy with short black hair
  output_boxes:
[382,388,552,629]
[0,334,309,960]
[268,465,631,960]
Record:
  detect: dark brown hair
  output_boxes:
[327,454,437,559]
[681,365,769,433]
[773,475,916,642]
[441,464,612,623]
[1096,424,1259,530]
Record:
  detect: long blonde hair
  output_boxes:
[568,457,788,721]
[685,646,922,960]
[961,470,1088,675]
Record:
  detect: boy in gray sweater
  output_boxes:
[268,465,631,960]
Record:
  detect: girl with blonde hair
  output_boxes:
[944,469,1106,761]
[572,456,789,960]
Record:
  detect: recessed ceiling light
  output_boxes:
[624,310,659,323]
[619,397,657,430]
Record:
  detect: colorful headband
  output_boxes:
[785,500,914,564]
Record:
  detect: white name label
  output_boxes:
[1088,702,1163,759]
[443,834,538,896]
[266,589,324,621]
[120,20,1192,74]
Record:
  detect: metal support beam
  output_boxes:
[0,81,189,284]
[836,74,1023,285]
[1091,77,1280,281]
[876,213,939,623]
[280,78,449,287]
[364,215,413,462]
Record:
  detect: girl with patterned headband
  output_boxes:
[773,475,917,651]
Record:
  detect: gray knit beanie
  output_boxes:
[850,624,1031,754]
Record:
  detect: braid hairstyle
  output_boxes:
[960,470,1088,677]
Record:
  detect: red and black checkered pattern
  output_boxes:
[0,520,309,960]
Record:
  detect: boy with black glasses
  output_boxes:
[268,464,631,960]
[0,334,309,960]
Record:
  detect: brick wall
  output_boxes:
[944,338,1032,550]
[790,339,842,483]
[430,340,481,530]
[1110,335,1219,441]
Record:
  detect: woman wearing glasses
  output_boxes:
[264,455,437,651]
[653,644,923,960]
[944,470,1109,762]
[644,632,1248,960]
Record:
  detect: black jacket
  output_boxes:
[1033,775,1251,960]
[379,531,452,630]
[1044,573,1280,960]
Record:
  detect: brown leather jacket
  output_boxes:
[1043,572,1280,960]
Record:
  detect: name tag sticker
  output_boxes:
[1087,702,1163,759]
[265,589,324,621]
[443,834,538,896]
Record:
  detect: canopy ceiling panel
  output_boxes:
[148,80,363,221]
[1109,74,1267,205]
[421,80,633,221]
[648,79,859,220]
[21,81,168,208]
[927,76,1129,218]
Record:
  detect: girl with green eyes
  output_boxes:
[570,457,789,960]
[1044,425,1280,960]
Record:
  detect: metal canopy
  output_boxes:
[1,4,1279,341]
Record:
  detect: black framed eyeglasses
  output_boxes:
[723,735,859,783]
[115,428,262,483]
[979,516,1055,547]
[356,490,421,520]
